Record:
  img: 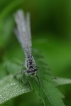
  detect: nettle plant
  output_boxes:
[0,9,71,106]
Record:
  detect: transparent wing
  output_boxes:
[26,12,32,48]
[14,28,21,44]
[14,10,32,55]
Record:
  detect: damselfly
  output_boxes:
[14,10,38,78]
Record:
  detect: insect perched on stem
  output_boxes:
[14,10,39,79]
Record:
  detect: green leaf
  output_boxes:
[54,77,71,86]
[0,75,31,104]
[29,64,65,106]
[0,64,7,79]
[27,52,65,106]
[0,52,65,106]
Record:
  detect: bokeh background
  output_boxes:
[0,0,71,106]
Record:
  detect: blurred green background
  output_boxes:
[0,0,71,106]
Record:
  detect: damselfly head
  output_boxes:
[27,67,38,76]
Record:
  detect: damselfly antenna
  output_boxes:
[14,10,38,79]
